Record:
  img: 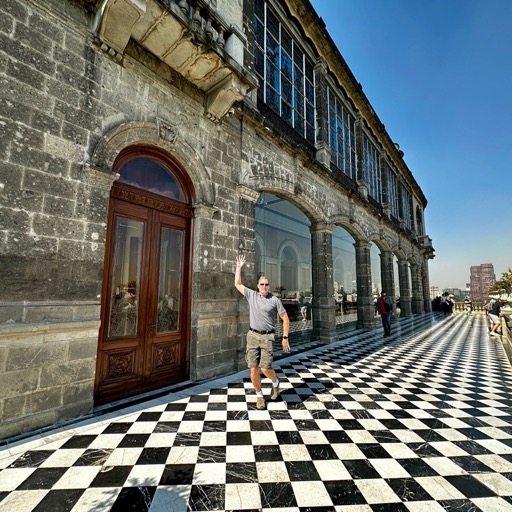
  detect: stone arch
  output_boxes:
[250,177,327,226]
[391,246,408,262]
[89,120,215,206]
[329,216,367,242]
[369,237,392,254]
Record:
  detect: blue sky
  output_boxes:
[310,0,512,290]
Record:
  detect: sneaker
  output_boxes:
[270,383,280,400]
[256,397,266,409]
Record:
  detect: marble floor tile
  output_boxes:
[0,315,510,511]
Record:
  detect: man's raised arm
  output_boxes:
[235,254,246,295]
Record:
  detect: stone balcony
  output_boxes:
[94,0,257,122]
[418,235,434,257]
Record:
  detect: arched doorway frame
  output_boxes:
[88,121,215,403]
[89,120,214,207]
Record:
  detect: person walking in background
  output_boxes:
[464,296,473,317]
[375,290,393,336]
[235,254,290,410]
[488,299,503,337]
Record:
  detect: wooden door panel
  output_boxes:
[95,188,191,404]
[143,210,190,384]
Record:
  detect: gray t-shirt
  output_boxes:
[243,287,286,331]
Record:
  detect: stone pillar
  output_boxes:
[410,263,424,314]
[354,240,374,329]
[234,186,260,361]
[314,58,331,168]
[380,250,394,297]
[398,259,412,316]
[190,201,244,382]
[310,222,337,344]
[422,258,432,312]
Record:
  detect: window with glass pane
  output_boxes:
[363,135,381,201]
[253,0,316,144]
[401,186,412,229]
[370,244,382,297]
[327,87,357,179]
[157,228,183,333]
[108,218,144,337]
[332,226,357,317]
[255,192,312,325]
[387,166,399,219]
[117,157,186,202]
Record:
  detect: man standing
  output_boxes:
[235,254,290,410]
[375,290,393,336]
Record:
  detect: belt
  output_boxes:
[249,328,275,335]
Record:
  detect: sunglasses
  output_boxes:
[258,283,270,287]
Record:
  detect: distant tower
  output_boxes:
[470,264,496,301]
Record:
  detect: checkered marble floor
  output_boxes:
[1,313,512,511]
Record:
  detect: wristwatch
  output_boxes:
[283,336,288,339]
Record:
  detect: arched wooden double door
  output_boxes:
[95,147,193,405]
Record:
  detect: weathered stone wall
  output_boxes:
[0,0,247,438]
[0,0,432,440]
[0,320,98,440]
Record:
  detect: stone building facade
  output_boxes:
[0,0,434,440]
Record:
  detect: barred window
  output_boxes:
[327,87,357,180]
[362,134,381,201]
[254,0,316,144]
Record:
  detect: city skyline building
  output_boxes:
[470,263,496,301]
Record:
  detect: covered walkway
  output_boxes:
[1,314,511,511]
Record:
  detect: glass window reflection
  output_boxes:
[117,157,186,202]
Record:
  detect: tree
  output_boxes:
[488,269,512,297]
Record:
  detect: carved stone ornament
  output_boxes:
[157,119,178,144]
[236,184,260,203]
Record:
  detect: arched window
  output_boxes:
[117,157,186,202]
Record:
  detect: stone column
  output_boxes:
[354,240,374,329]
[398,259,412,316]
[410,263,424,314]
[422,258,432,312]
[310,222,337,344]
[380,250,394,297]
[314,58,331,168]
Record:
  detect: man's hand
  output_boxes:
[234,254,246,294]
[282,339,290,352]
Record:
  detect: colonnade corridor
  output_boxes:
[1,313,511,511]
